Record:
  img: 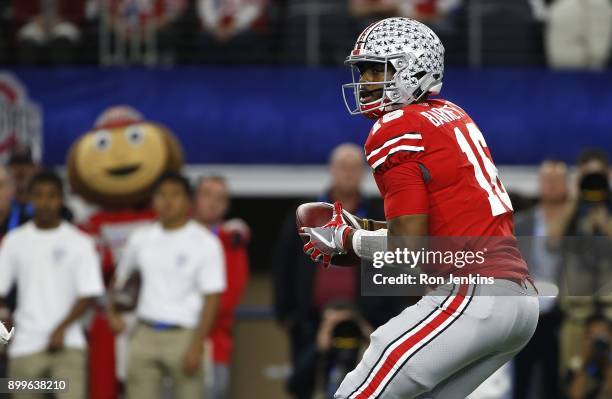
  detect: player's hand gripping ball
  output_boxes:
[297,202,360,267]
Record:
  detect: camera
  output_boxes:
[579,172,610,205]
[325,318,366,397]
[564,172,611,238]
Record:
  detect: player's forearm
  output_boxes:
[58,297,96,329]
[347,228,388,260]
[341,217,389,260]
[386,215,429,257]
[191,293,220,345]
[348,215,428,260]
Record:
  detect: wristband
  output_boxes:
[352,228,388,259]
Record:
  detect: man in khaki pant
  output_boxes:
[0,171,104,399]
[110,172,226,399]
[8,349,84,398]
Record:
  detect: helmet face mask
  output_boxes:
[342,56,403,119]
[342,18,445,119]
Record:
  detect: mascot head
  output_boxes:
[67,106,183,208]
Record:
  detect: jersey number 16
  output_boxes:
[454,123,513,217]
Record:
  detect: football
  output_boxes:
[296,202,361,267]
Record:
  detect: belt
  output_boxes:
[139,319,183,331]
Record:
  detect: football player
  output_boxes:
[299,18,539,399]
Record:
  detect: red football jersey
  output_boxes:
[364,98,529,280]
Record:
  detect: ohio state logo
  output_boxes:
[0,73,42,162]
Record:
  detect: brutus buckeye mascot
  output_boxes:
[66,106,183,399]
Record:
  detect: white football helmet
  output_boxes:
[343,18,445,119]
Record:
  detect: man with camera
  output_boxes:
[566,314,612,399]
[556,149,612,375]
[564,150,612,237]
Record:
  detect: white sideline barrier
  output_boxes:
[179,164,542,197]
[59,164,555,223]
[58,164,541,199]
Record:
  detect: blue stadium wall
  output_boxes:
[9,67,612,166]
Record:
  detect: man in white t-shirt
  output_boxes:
[0,171,105,399]
[109,172,226,399]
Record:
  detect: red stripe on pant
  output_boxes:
[354,284,469,399]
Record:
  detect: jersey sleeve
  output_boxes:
[381,161,429,219]
[365,110,431,219]
[364,110,425,173]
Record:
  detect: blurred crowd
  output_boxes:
[0,0,611,68]
[511,149,612,399]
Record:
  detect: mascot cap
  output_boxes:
[95,105,144,129]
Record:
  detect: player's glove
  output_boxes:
[299,202,354,267]
[0,321,14,345]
